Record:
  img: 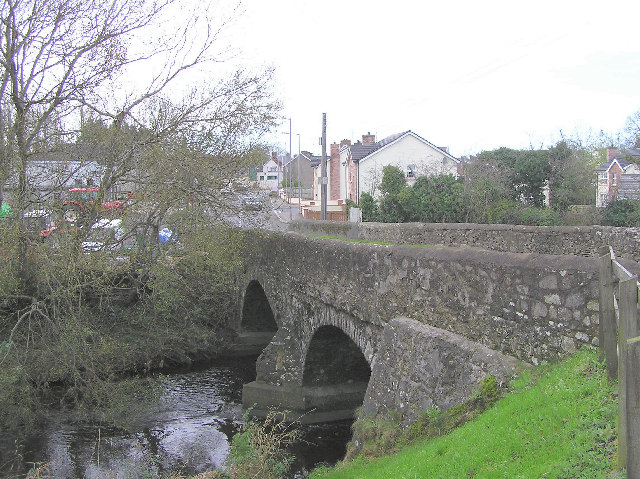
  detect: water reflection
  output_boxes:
[2,356,352,478]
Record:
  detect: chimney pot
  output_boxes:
[362,133,376,145]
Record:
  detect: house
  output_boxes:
[4,159,108,207]
[325,130,460,203]
[256,153,284,192]
[595,148,640,207]
[281,151,321,200]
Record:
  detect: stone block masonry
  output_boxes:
[290,220,640,263]
[362,318,524,425]
[238,229,640,423]
[241,231,640,366]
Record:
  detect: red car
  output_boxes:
[62,187,124,223]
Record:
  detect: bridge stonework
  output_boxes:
[291,220,640,263]
[236,230,636,424]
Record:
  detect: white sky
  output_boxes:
[222,0,640,157]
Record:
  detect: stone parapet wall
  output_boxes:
[289,220,640,263]
[242,231,640,365]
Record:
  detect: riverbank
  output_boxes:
[0,225,247,442]
[309,349,621,479]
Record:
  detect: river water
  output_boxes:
[2,355,352,478]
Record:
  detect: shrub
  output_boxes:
[486,199,519,224]
[358,193,378,222]
[601,199,640,226]
[345,412,403,461]
[225,411,298,479]
[516,206,561,226]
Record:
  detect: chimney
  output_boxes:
[330,143,341,200]
[362,132,375,145]
[340,139,351,148]
[330,143,340,159]
[607,147,618,162]
[272,152,278,162]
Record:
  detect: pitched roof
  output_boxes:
[596,148,640,172]
[596,159,628,171]
[626,147,640,157]
[619,174,640,200]
[343,130,459,163]
[300,151,321,168]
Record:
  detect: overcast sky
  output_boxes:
[225,0,640,157]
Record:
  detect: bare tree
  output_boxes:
[0,0,279,286]
[622,108,640,149]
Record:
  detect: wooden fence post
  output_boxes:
[620,276,639,476]
[618,276,638,471]
[627,337,640,478]
[599,246,617,380]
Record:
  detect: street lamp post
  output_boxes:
[280,117,292,221]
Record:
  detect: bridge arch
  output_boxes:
[302,325,371,387]
[241,280,277,333]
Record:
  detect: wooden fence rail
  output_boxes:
[598,245,640,476]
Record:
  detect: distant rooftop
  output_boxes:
[343,130,458,163]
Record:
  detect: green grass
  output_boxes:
[306,234,392,245]
[305,234,445,248]
[310,350,622,479]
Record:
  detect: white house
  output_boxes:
[4,159,108,206]
[257,155,283,192]
[327,130,460,203]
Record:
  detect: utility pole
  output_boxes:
[321,113,327,221]
[288,117,292,221]
[296,133,301,214]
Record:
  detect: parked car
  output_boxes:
[81,218,124,252]
[62,187,125,223]
[242,196,262,210]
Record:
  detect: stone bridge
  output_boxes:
[234,230,625,424]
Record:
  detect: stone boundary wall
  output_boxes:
[289,220,640,263]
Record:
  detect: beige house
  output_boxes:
[326,131,460,203]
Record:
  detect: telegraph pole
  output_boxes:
[321,113,327,220]
[288,117,292,221]
[296,133,301,214]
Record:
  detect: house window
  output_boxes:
[600,193,608,207]
[406,164,416,179]
[612,174,618,186]
[598,171,608,183]
[268,166,277,172]
[267,175,277,180]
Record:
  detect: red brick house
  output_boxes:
[596,148,640,207]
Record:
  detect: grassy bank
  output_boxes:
[310,350,621,479]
